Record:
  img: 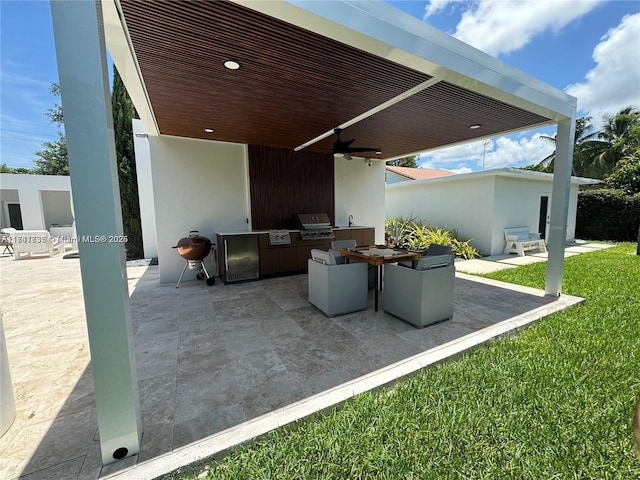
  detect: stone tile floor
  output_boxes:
[0,249,592,479]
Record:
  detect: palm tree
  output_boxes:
[532,107,640,179]
[581,106,640,178]
[533,116,598,175]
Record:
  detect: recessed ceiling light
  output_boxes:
[204,128,214,133]
[223,60,240,70]
[469,124,481,129]
[375,150,382,155]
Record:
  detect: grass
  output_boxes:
[167,244,640,479]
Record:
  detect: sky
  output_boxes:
[1,0,639,173]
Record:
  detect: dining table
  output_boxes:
[340,245,421,311]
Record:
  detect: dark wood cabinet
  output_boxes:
[258,227,375,277]
[259,233,300,278]
[219,228,375,281]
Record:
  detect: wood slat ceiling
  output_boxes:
[119,0,551,159]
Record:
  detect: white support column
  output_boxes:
[50,0,141,465]
[545,110,577,296]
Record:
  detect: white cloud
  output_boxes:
[424,0,604,56]
[566,13,640,126]
[423,0,454,19]
[418,132,555,172]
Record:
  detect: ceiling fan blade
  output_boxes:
[331,127,381,156]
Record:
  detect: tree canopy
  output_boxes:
[387,155,419,168]
[527,106,640,180]
[32,83,68,175]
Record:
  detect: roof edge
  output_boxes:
[386,167,601,188]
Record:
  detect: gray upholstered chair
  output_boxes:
[399,243,452,268]
[330,239,376,289]
[308,249,368,317]
[329,239,357,264]
[383,253,455,328]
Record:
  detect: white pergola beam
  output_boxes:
[50,0,141,465]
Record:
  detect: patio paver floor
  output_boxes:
[0,248,593,479]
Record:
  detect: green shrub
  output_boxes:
[576,188,640,241]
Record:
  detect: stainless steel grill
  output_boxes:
[295,213,335,241]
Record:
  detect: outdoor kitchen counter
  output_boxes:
[215,226,373,236]
[216,227,375,281]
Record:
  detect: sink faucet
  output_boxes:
[348,215,354,227]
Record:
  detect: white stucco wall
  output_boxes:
[493,176,582,254]
[335,158,386,244]
[0,174,73,230]
[386,174,497,254]
[132,119,158,259]
[149,136,249,283]
[492,176,551,254]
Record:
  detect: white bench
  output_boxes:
[7,229,64,260]
[503,227,546,256]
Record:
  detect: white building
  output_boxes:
[0,174,73,232]
[386,168,599,255]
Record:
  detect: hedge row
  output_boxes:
[576,189,640,241]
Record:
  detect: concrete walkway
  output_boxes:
[455,241,613,275]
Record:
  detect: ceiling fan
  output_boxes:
[331,128,381,160]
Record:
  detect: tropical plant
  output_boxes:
[385,216,418,247]
[406,226,455,250]
[451,237,480,260]
[384,216,479,259]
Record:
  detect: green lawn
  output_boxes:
[168,244,640,480]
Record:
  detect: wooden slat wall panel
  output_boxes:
[248,145,334,230]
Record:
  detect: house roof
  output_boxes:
[386,167,602,188]
[103,0,576,160]
[385,165,455,180]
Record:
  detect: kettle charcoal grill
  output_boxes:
[173,231,215,287]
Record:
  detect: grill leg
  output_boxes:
[200,261,210,279]
[176,262,189,288]
[200,261,215,286]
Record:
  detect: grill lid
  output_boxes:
[295,213,332,229]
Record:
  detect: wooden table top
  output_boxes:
[340,245,421,266]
